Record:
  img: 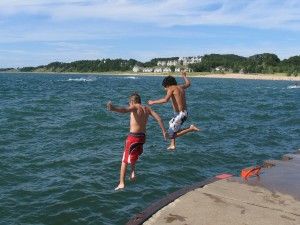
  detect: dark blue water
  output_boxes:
[0,73,299,225]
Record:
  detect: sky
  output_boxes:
[0,0,300,68]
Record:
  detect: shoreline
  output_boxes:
[1,71,300,81]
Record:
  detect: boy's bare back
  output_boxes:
[130,104,150,133]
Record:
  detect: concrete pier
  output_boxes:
[127,150,300,225]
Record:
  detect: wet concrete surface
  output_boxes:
[249,153,300,200]
[128,150,300,225]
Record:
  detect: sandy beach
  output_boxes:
[105,72,300,81]
[3,71,300,81]
[90,72,300,81]
[190,73,300,81]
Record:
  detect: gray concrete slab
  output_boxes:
[144,179,300,225]
[141,151,300,225]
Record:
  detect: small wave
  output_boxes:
[287,85,300,89]
[124,76,137,79]
[67,77,97,82]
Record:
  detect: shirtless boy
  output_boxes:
[148,71,199,150]
[107,93,167,190]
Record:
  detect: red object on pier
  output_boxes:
[241,166,262,179]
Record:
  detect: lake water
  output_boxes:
[0,73,299,225]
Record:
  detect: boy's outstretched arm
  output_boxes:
[179,71,190,89]
[148,107,167,140]
[107,101,135,113]
[148,89,172,106]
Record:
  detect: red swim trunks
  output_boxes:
[122,132,146,164]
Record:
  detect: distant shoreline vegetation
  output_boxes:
[1,53,299,77]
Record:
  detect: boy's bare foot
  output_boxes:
[114,183,125,190]
[190,124,200,131]
[130,171,136,182]
[167,145,176,150]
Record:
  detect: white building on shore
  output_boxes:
[179,56,202,65]
[142,67,153,73]
[166,60,178,66]
[132,55,202,73]
[133,65,142,73]
[163,67,171,73]
[157,60,179,67]
[154,67,163,73]
[157,61,167,66]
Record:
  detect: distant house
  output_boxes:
[143,67,153,73]
[192,56,202,63]
[215,66,225,72]
[179,56,202,65]
[154,67,163,73]
[175,67,181,72]
[163,67,171,73]
[133,56,202,73]
[166,60,178,66]
[157,61,167,66]
[133,65,142,73]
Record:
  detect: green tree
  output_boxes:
[170,65,175,72]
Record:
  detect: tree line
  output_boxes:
[19,59,139,73]
[3,53,300,76]
[189,53,299,76]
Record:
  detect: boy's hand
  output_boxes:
[107,101,113,111]
[181,71,187,77]
[148,100,154,105]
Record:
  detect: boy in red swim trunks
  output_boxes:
[107,93,167,190]
[148,71,200,150]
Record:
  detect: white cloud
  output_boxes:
[0,0,300,30]
[1,0,300,67]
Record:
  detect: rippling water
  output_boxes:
[0,73,299,225]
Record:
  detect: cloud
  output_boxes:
[1,0,300,67]
[0,0,300,30]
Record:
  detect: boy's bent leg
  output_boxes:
[115,162,127,190]
[175,124,200,138]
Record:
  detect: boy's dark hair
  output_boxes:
[130,92,141,103]
[162,76,177,87]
